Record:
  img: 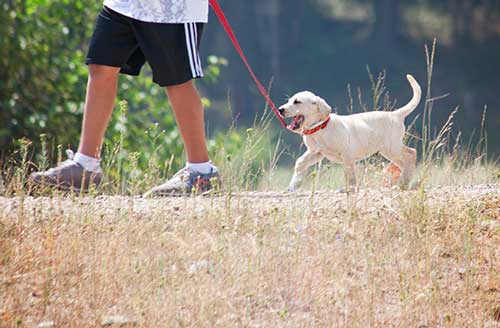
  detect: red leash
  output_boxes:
[209,0,288,128]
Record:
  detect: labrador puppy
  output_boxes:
[279,74,422,191]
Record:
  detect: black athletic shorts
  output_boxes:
[86,6,204,87]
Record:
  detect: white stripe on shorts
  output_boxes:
[184,23,203,78]
[191,23,204,77]
[184,23,197,77]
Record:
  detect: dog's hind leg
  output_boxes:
[399,147,417,188]
[381,146,417,189]
[289,151,323,192]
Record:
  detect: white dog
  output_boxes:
[279,74,422,191]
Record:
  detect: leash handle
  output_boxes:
[209,0,288,128]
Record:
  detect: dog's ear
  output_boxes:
[315,96,332,116]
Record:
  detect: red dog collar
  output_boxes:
[302,116,331,135]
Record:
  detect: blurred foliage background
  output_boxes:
[1,0,499,171]
[202,0,500,157]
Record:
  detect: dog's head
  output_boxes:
[279,91,332,132]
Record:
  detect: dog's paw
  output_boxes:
[335,186,357,194]
[398,183,409,191]
[408,180,421,191]
[287,185,296,193]
[398,180,418,191]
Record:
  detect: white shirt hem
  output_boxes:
[103,1,208,24]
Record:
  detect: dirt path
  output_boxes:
[1,184,498,219]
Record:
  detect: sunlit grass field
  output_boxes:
[1,109,499,327]
[1,183,499,327]
[1,47,499,326]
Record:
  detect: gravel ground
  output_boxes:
[1,184,498,219]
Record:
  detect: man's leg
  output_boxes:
[30,64,120,190]
[143,80,219,197]
[166,80,209,163]
[78,64,121,158]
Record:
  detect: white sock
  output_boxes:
[186,161,215,174]
[74,152,102,173]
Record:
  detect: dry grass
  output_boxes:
[1,185,499,327]
[2,40,499,327]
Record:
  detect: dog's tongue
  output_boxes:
[287,115,303,130]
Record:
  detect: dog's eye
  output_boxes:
[293,99,302,105]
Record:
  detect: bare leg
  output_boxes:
[78,64,121,158]
[166,80,209,163]
[289,151,323,192]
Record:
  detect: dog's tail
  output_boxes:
[394,74,422,118]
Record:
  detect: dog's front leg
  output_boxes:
[343,163,357,190]
[289,151,323,192]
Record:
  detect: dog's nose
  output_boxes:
[278,106,285,116]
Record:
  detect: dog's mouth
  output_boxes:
[287,115,305,131]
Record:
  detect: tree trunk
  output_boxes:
[373,0,400,45]
[451,0,473,44]
[255,0,281,80]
